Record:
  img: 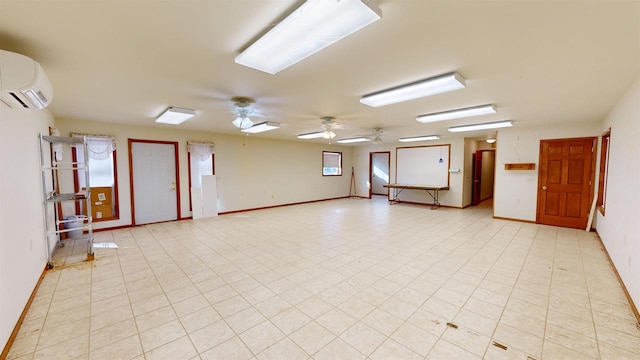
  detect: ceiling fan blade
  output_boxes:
[249,110,268,118]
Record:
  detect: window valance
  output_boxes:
[188,141,215,161]
[71,133,117,160]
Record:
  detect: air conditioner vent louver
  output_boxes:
[9,92,29,108]
[0,50,53,109]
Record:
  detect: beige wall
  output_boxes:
[352,138,466,208]
[54,118,354,229]
[596,76,640,310]
[0,107,55,350]
[493,121,601,221]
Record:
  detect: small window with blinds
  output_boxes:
[322,151,342,176]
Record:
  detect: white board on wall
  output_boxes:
[396,145,450,186]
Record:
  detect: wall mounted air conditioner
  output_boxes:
[0,49,53,109]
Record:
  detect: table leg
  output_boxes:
[425,189,441,209]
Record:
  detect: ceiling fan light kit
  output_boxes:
[241,121,281,133]
[360,72,466,107]
[398,135,441,142]
[417,104,496,123]
[232,116,254,129]
[231,96,261,129]
[235,0,382,74]
[323,130,337,139]
[448,120,513,133]
[155,107,196,125]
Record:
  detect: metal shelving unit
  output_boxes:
[39,133,94,268]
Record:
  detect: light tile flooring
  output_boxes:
[6,197,640,359]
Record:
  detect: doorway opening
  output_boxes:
[369,152,390,198]
[472,149,496,206]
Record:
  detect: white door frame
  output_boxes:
[128,139,181,225]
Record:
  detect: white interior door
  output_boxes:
[371,152,390,195]
[131,142,178,225]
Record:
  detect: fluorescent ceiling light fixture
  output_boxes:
[398,135,441,142]
[448,120,513,133]
[360,72,466,107]
[297,129,337,140]
[297,131,325,140]
[337,137,370,144]
[417,104,496,123]
[486,138,496,144]
[241,122,281,133]
[235,0,381,75]
[155,107,196,125]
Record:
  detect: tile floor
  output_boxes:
[6,197,640,359]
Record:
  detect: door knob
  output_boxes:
[542,185,547,190]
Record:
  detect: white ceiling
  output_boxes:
[1,0,638,144]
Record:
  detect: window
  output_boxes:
[189,153,214,189]
[323,151,342,176]
[72,135,119,221]
[597,129,611,215]
[187,142,215,210]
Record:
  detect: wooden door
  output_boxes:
[130,140,180,225]
[472,152,483,206]
[537,137,596,229]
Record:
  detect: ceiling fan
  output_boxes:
[320,117,338,139]
[231,96,265,129]
[297,116,342,139]
[367,127,385,144]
